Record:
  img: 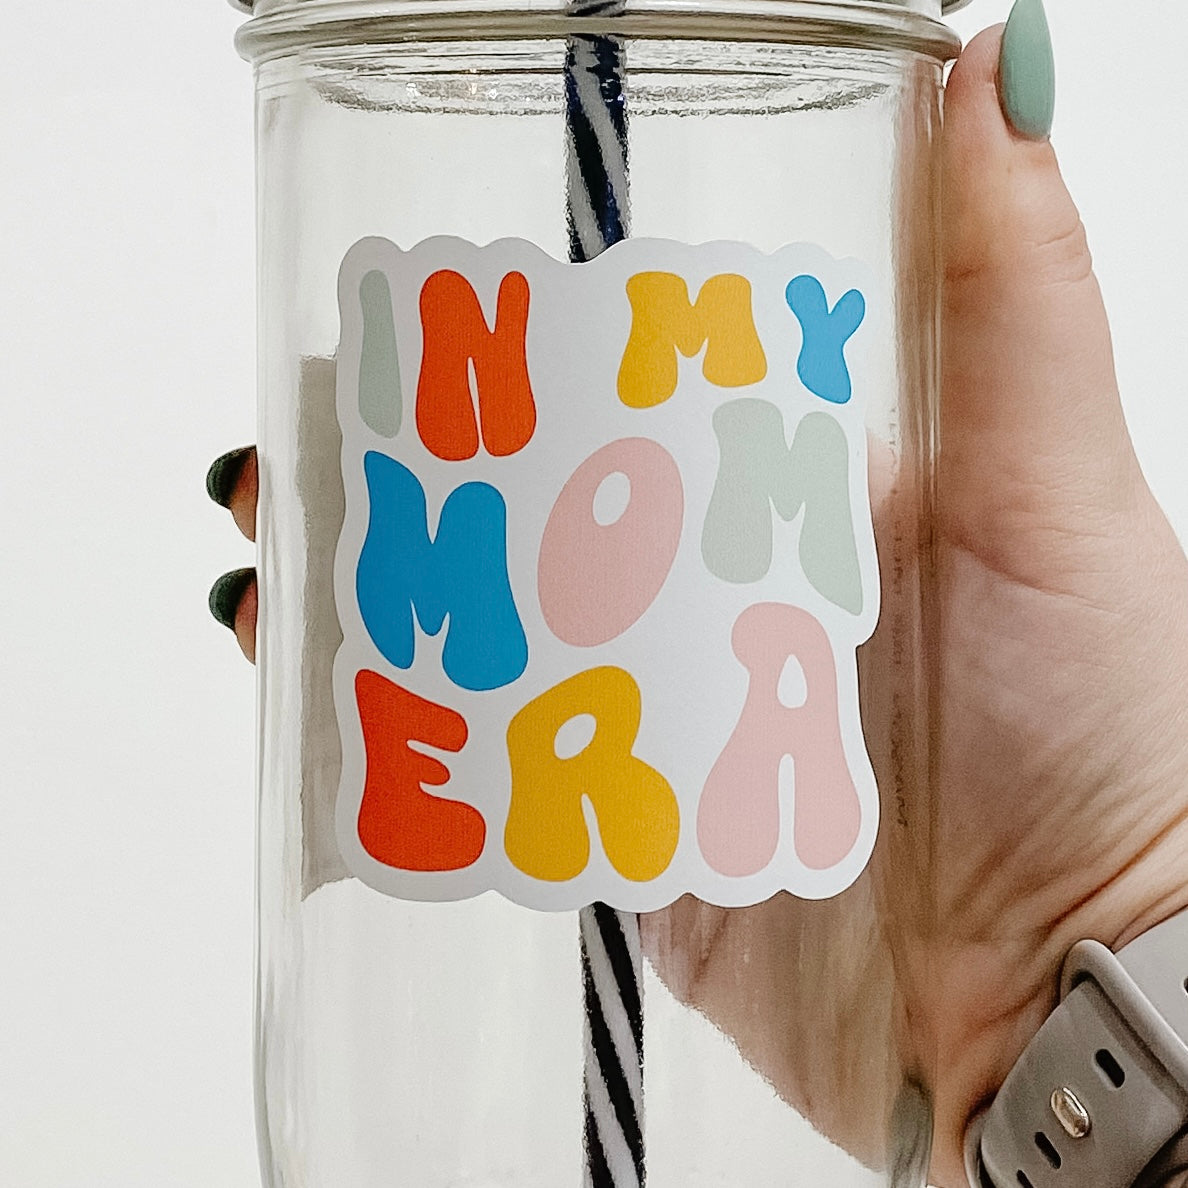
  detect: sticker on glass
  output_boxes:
[332,236,882,911]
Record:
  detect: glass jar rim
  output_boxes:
[231,0,965,63]
[230,0,974,13]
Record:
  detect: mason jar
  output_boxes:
[229,0,967,1183]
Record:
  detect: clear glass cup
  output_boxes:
[233,2,960,1183]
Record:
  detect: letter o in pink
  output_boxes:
[539,438,684,647]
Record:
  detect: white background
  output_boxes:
[1,1,1184,1184]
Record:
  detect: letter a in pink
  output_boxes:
[698,603,862,876]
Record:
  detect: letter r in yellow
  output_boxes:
[504,667,679,883]
[617,272,767,409]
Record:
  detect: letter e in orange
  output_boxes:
[355,669,486,872]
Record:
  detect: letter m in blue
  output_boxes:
[356,451,528,691]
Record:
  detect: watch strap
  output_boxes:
[966,909,1188,1188]
[1133,1130,1188,1188]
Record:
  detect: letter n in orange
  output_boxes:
[355,669,486,872]
[417,270,537,460]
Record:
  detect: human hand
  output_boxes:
[632,15,1188,1186]
[206,444,257,663]
[206,11,1188,1185]
[927,14,1188,1182]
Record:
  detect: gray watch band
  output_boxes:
[965,909,1188,1188]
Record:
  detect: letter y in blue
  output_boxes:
[785,275,865,405]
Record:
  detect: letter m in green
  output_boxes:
[702,398,862,615]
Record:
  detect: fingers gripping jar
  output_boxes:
[230,0,966,1184]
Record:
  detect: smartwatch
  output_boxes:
[964,908,1188,1188]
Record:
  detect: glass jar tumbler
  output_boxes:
[231,1,965,1184]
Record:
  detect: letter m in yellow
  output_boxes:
[617,272,767,409]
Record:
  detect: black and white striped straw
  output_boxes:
[580,903,645,1186]
[565,16,630,262]
[563,8,646,1186]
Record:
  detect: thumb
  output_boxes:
[940,10,1142,583]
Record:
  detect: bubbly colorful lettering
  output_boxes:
[333,238,882,910]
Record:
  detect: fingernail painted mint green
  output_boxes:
[999,0,1055,141]
[359,270,402,437]
[206,445,253,508]
[209,567,255,630]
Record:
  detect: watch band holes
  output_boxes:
[1017,1171,1035,1187]
[1035,1131,1062,1169]
[1095,1048,1126,1088]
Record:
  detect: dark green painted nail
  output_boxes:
[999,0,1056,141]
[209,567,255,630]
[206,446,254,509]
